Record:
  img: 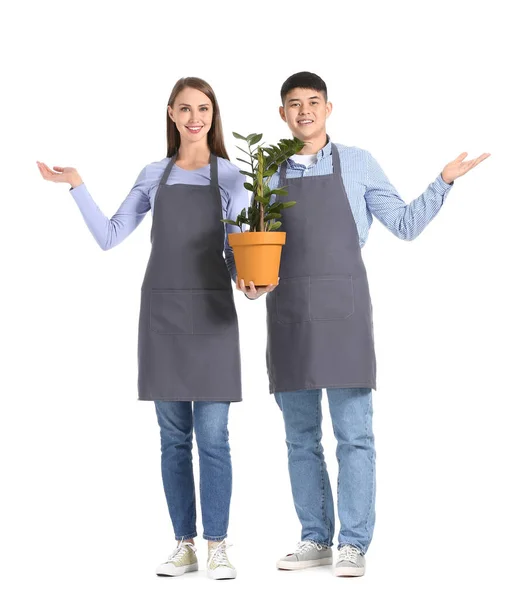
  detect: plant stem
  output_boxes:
[258,147,264,231]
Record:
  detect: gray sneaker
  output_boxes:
[334,545,365,577]
[277,540,332,570]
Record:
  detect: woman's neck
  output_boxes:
[175,141,211,169]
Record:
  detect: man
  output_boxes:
[238,71,489,577]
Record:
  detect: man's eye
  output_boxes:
[181,107,189,111]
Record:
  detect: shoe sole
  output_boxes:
[156,562,198,577]
[334,566,365,577]
[207,567,237,580]
[277,557,333,570]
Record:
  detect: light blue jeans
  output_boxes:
[275,388,375,552]
[154,401,232,541]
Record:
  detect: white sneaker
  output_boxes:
[156,540,198,577]
[207,540,237,580]
[334,545,366,577]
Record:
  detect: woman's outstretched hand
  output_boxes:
[36,161,83,188]
[441,152,491,184]
[236,276,279,300]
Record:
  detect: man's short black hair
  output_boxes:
[280,72,328,104]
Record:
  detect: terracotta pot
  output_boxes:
[228,231,286,287]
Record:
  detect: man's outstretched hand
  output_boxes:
[236,277,279,300]
[441,152,491,184]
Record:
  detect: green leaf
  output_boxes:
[264,212,281,220]
[220,219,240,226]
[263,166,278,178]
[271,187,288,196]
[281,201,296,209]
[255,194,270,206]
[232,132,247,140]
[267,221,282,231]
[237,158,252,165]
[239,170,256,179]
[244,182,254,191]
[248,133,263,145]
[247,204,260,230]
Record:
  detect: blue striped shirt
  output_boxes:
[268,137,454,246]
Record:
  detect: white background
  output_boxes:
[2,1,523,598]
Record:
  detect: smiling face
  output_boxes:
[279,87,332,143]
[167,86,213,145]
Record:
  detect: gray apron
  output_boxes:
[266,143,376,393]
[137,153,242,402]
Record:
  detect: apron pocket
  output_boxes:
[149,290,193,335]
[192,289,236,335]
[310,275,355,321]
[275,277,310,324]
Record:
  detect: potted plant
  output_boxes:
[221,132,305,286]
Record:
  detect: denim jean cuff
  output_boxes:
[175,531,198,541]
[303,536,333,548]
[337,541,366,552]
[203,533,227,541]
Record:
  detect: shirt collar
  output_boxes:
[318,134,332,159]
[286,134,332,168]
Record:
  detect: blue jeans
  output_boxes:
[154,400,232,541]
[275,388,375,552]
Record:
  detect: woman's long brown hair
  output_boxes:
[166,77,229,160]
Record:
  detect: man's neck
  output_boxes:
[296,131,329,155]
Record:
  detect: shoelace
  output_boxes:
[167,541,196,563]
[295,540,327,555]
[208,540,233,567]
[339,545,360,563]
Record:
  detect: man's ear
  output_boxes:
[326,101,333,119]
[279,106,287,123]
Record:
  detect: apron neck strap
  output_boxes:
[209,152,218,187]
[159,152,218,187]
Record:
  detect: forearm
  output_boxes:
[389,174,453,240]
[70,183,148,250]
[365,151,454,241]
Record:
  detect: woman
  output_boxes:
[37,77,274,580]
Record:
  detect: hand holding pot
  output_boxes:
[236,277,279,300]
